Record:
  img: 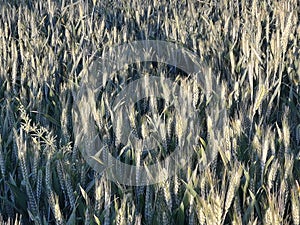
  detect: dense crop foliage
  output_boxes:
[0,0,300,224]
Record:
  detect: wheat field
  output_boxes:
[0,0,300,224]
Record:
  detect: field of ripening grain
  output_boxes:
[0,0,300,224]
